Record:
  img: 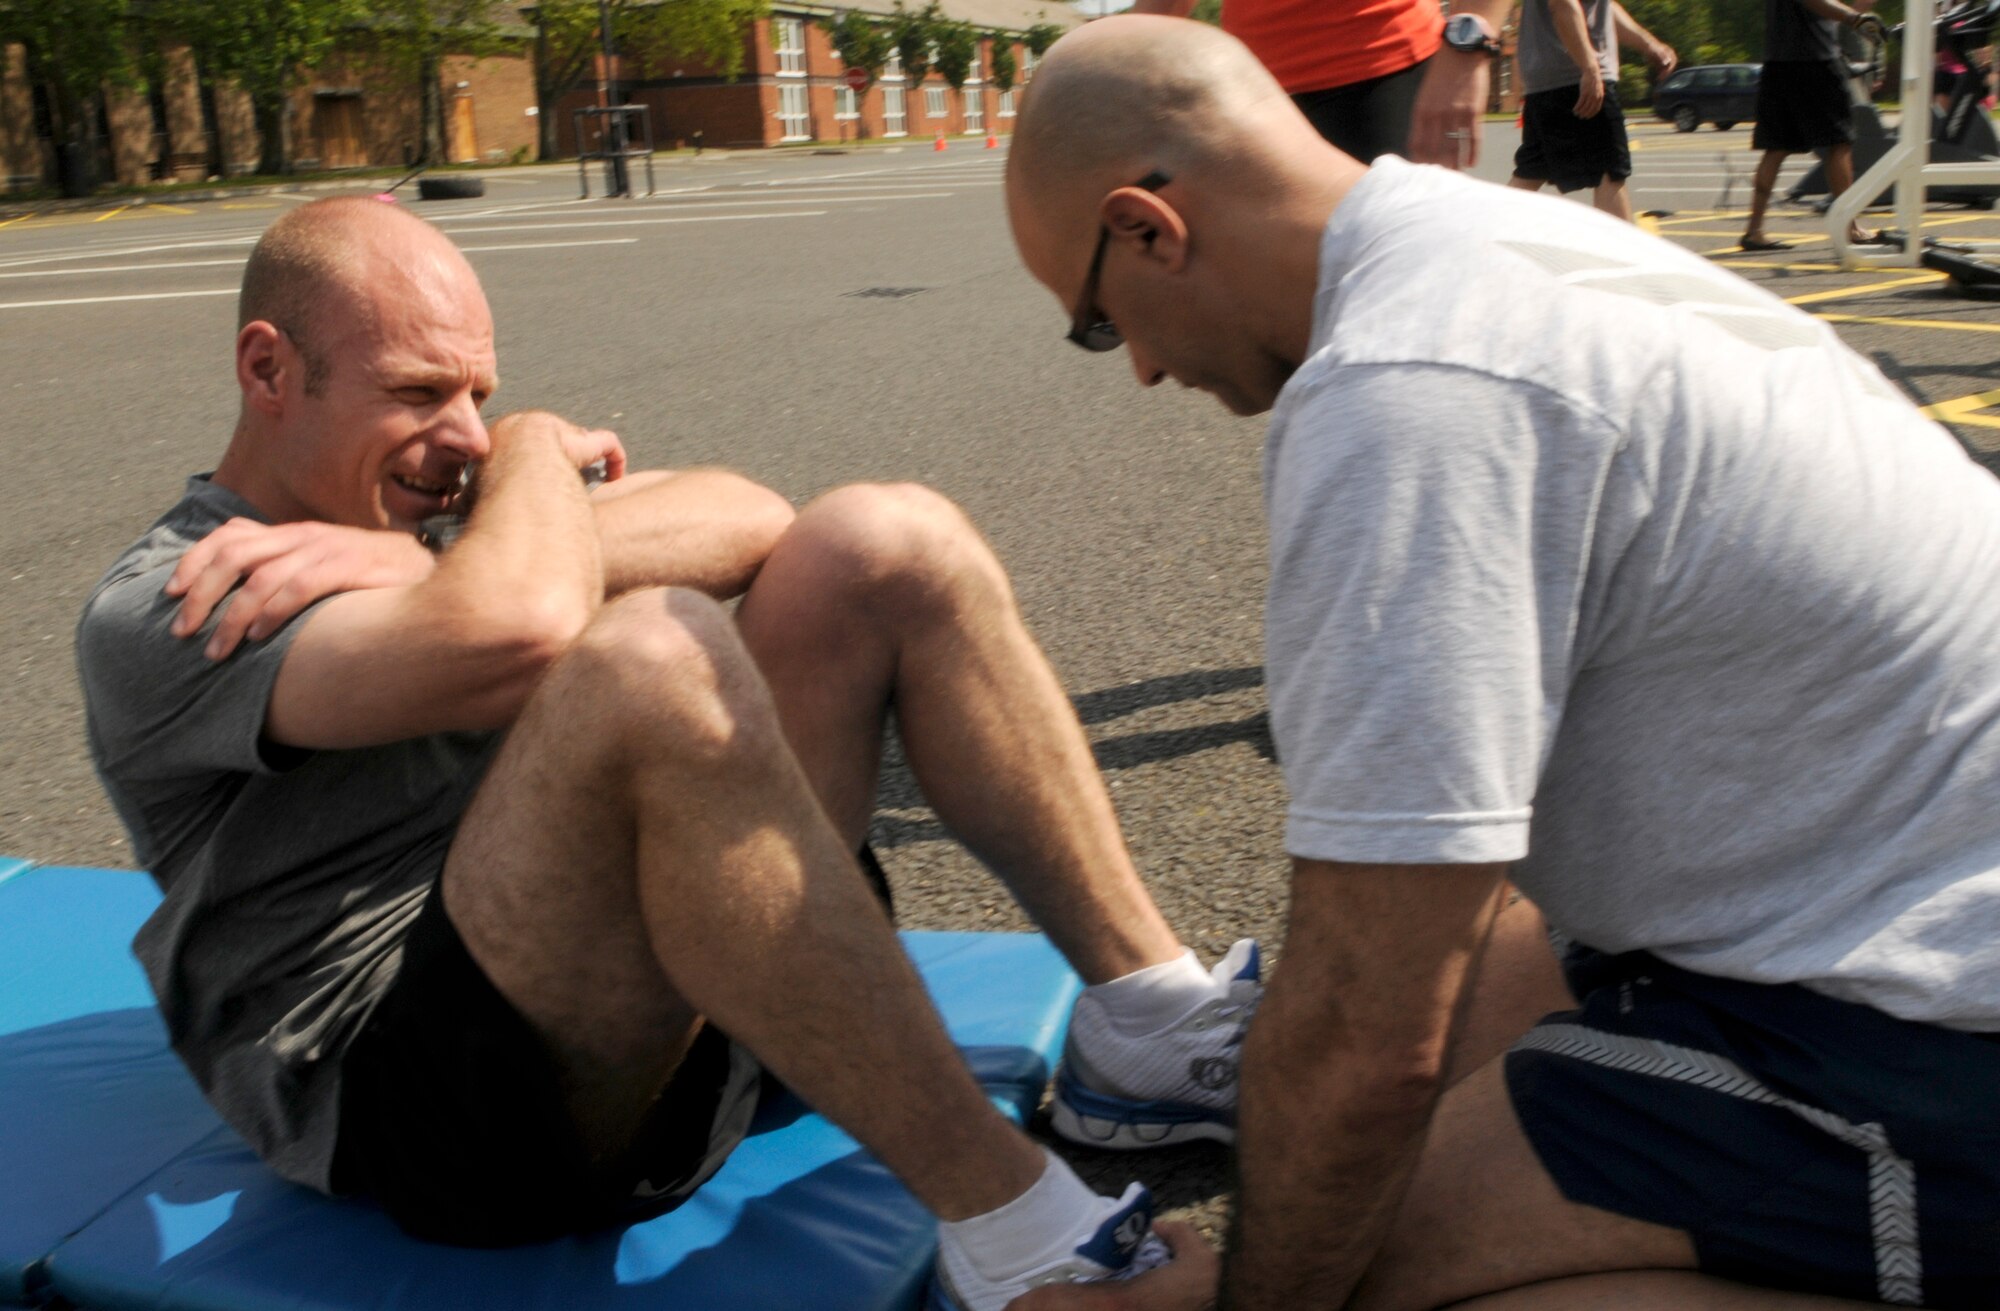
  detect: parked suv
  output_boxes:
[1652,63,1760,132]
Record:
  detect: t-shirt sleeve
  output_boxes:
[1263,362,1620,866]
[77,557,318,783]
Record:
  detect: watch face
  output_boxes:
[1445,13,1490,48]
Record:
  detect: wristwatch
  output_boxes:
[1442,12,1502,56]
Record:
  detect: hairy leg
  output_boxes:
[443,587,1043,1218]
[1594,178,1634,222]
[1743,151,1787,242]
[1822,144,1871,243]
[735,483,1182,984]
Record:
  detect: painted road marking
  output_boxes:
[435,211,831,237]
[0,288,235,311]
[0,257,249,279]
[459,238,639,252]
[1819,311,2000,334]
[91,206,131,223]
[1924,388,2000,429]
[1784,273,1945,304]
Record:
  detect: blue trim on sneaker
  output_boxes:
[1230,940,1261,984]
[1053,1065,1238,1130]
[1072,1185,1154,1268]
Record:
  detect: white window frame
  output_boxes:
[835,85,859,119]
[885,49,903,79]
[778,82,811,140]
[774,17,806,75]
[998,88,1016,117]
[1022,47,1037,80]
[926,85,947,118]
[883,83,907,136]
[962,85,984,133]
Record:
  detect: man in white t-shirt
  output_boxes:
[1005,16,2000,1311]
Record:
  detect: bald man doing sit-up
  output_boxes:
[1006,17,2000,1311]
[74,197,1259,1311]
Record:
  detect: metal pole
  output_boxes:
[600,0,630,196]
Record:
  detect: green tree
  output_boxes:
[888,0,940,93]
[0,0,138,193]
[989,34,1016,100]
[1022,21,1060,57]
[821,9,891,139]
[367,0,509,167]
[529,0,767,161]
[933,17,975,92]
[152,0,360,177]
[1189,0,1221,24]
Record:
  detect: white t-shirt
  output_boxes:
[1265,157,2000,1029]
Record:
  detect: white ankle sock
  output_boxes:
[938,1149,1099,1280]
[1083,949,1217,1037]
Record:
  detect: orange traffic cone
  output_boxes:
[934,132,947,152]
[984,132,998,149]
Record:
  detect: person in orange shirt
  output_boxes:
[1128,0,1514,167]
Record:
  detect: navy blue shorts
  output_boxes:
[1506,947,2000,1308]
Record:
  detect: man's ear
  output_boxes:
[236,321,288,417]
[1101,187,1190,272]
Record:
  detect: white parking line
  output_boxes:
[436,210,830,236]
[435,192,956,225]
[0,288,236,311]
[459,238,639,252]
[0,257,248,279]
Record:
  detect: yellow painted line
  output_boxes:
[1820,311,2000,334]
[1924,388,2000,428]
[220,202,276,211]
[0,213,31,231]
[1731,260,1844,271]
[1784,273,1943,304]
[147,203,195,215]
[1636,212,1659,235]
[92,205,130,223]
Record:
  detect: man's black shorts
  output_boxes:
[1754,59,1856,152]
[1514,84,1632,193]
[1507,946,2000,1307]
[1292,55,1432,162]
[330,882,763,1247]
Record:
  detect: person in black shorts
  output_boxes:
[1509,0,1675,221]
[1742,0,1886,250]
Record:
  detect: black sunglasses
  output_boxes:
[1066,170,1172,352]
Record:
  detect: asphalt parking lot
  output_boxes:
[4,115,2000,1236]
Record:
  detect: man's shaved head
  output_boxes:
[238,197,479,395]
[1007,16,1297,255]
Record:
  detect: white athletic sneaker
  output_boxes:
[1051,939,1262,1150]
[926,1182,1172,1311]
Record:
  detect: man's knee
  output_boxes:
[557,588,784,766]
[783,482,1011,616]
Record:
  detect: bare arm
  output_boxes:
[1611,2,1675,76]
[1406,0,1513,167]
[1794,0,1873,25]
[593,468,797,600]
[1222,859,1509,1310]
[1547,0,1606,117]
[264,411,608,748]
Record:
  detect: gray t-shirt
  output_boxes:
[1265,158,2000,1030]
[1766,0,1840,64]
[75,476,497,1189]
[1517,0,1617,96]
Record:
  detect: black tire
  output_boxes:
[1714,120,1737,130]
[1673,104,1700,132]
[416,175,485,200]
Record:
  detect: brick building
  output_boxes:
[552,0,1077,154]
[1,19,539,193]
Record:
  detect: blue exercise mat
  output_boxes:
[0,862,1080,1311]
[0,866,222,1307]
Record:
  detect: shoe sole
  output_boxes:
[1048,1094,1237,1150]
